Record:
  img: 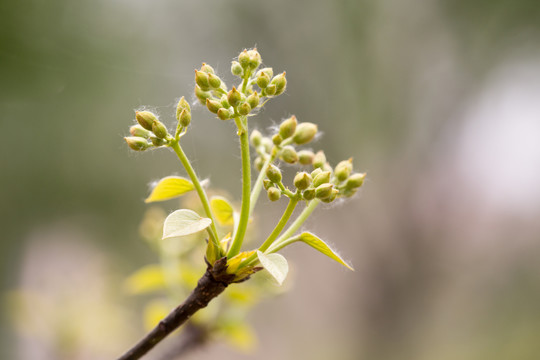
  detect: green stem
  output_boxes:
[228,117,251,258]
[170,140,220,251]
[249,152,275,216]
[259,197,299,252]
[270,199,321,249]
[267,235,300,254]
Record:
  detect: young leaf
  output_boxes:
[210,196,235,225]
[297,232,354,270]
[162,209,212,240]
[256,251,288,285]
[145,176,194,203]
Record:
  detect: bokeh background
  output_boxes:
[2,0,540,359]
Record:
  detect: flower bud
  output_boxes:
[195,70,210,90]
[247,49,262,70]
[265,84,277,96]
[262,137,273,153]
[238,49,250,69]
[267,187,281,202]
[231,61,243,76]
[238,102,251,116]
[130,124,150,138]
[272,133,283,145]
[227,87,242,107]
[152,120,168,139]
[294,172,312,191]
[247,91,260,109]
[263,179,272,190]
[200,63,215,74]
[323,162,333,173]
[279,115,297,139]
[271,72,287,95]
[124,136,150,151]
[335,159,353,182]
[346,173,366,189]
[195,85,211,104]
[179,109,191,127]
[298,150,315,165]
[207,73,221,89]
[312,150,326,169]
[220,95,231,109]
[281,145,298,164]
[151,136,167,147]
[292,123,318,145]
[206,98,222,114]
[135,111,157,131]
[266,164,282,183]
[217,108,232,121]
[311,168,323,178]
[250,130,262,147]
[312,171,331,187]
[256,72,270,89]
[303,188,316,200]
[176,96,191,120]
[254,156,264,171]
[257,67,274,78]
[315,183,334,200]
[321,188,339,203]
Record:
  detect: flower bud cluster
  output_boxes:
[125,111,173,151]
[265,164,283,201]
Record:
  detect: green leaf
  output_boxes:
[124,265,167,294]
[256,251,288,285]
[210,196,235,225]
[162,209,212,240]
[145,176,194,203]
[297,232,354,270]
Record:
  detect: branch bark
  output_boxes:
[117,258,234,360]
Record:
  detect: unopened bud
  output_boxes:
[247,49,262,70]
[152,120,168,139]
[298,150,315,165]
[231,61,243,76]
[130,124,150,138]
[151,136,167,147]
[238,102,251,116]
[200,63,215,74]
[206,98,222,114]
[136,111,157,131]
[279,115,297,139]
[346,173,366,189]
[262,137,273,153]
[267,187,281,202]
[254,156,264,171]
[247,91,260,109]
[256,72,270,89]
[281,145,298,164]
[257,68,274,78]
[238,49,250,69]
[220,95,231,108]
[311,168,323,178]
[323,162,333,173]
[179,109,191,127]
[292,123,318,145]
[313,171,331,187]
[227,87,242,107]
[265,84,277,96]
[195,85,211,104]
[125,136,150,151]
[263,178,272,190]
[335,159,353,182]
[294,172,312,191]
[271,72,287,95]
[321,188,339,203]
[195,70,210,90]
[176,96,191,120]
[303,188,316,200]
[208,73,221,89]
[266,164,282,183]
[217,108,232,121]
[250,130,262,147]
[315,183,334,200]
[313,151,326,169]
[272,134,283,145]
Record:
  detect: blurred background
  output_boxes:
[2,0,540,359]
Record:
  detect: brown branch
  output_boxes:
[117,258,234,360]
[155,323,209,360]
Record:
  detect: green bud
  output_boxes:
[335,159,353,182]
[321,188,339,203]
[195,70,210,90]
[266,164,282,183]
[129,124,150,138]
[257,67,274,79]
[238,102,251,116]
[262,137,273,153]
[151,136,167,147]
[227,87,242,107]
[292,123,318,145]
[238,49,250,69]
[267,187,281,202]
[323,162,333,173]
[272,133,283,145]
[206,98,222,114]
[231,61,243,76]
[256,72,270,89]
[346,173,366,189]
[298,150,315,165]
[281,145,298,164]
[217,108,232,121]
[303,188,316,200]
[315,183,334,200]
[271,72,287,95]
[254,156,264,171]
[250,130,262,147]
[135,111,157,131]
[195,85,211,104]
[263,178,272,190]
[220,94,231,109]
[265,84,277,96]
[152,120,168,139]
[313,150,326,169]
[207,73,222,89]
[176,96,191,120]
[313,171,331,187]
[247,91,260,109]
[294,172,312,191]
[200,63,215,74]
[179,109,191,127]
[124,136,150,151]
[279,115,297,139]
[311,168,323,178]
[247,49,262,70]
[341,188,357,198]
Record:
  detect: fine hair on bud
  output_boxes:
[135,111,158,131]
[266,164,282,183]
[292,122,318,145]
[125,136,150,151]
[298,150,315,165]
[313,150,326,169]
[279,116,297,139]
[280,145,298,164]
[250,130,262,147]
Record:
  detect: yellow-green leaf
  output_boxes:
[221,322,257,352]
[162,209,212,240]
[256,251,288,285]
[298,232,354,270]
[145,176,194,203]
[124,265,167,294]
[210,196,235,225]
